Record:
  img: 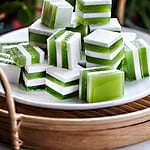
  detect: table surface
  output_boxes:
[0,27,150,149]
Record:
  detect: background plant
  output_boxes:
[124,0,150,32]
[0,0,43,34]
[1,0,150,34]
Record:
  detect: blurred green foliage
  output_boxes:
[1,0,150,34]
[125,0,150,32]
[0,1,35,25]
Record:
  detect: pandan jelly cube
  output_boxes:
[79,66,111,101]
[79,66,124,103]
[75,0,112,25]
[41,0,73,29]
[45,66,80,99]
[47,29,66,66]
[84,29,124,67]
[123,38,150,81]
[86,69,124,103]
[47,30,81,69]
[5,44,45,67]
[22,63,48,90]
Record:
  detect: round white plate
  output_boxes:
[0,27,150,110]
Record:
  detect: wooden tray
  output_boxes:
[0,67,150,150]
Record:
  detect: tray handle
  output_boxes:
[0,68,23,150]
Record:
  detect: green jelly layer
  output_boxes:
[87,71,124,103]
[61,32,74,68]
[23,45,40,64]
[41,1,57,29]
[41,1,50,24]
[29,32,49,44]
[45,85,78,99]
[49,5,57,29]
[77,2,111,13]
[6,47,26,67]
[46,74,79,87]
[123,48,136,81]
[138,47,148,77]
[23,69,46,80]
[85,39,123,53]
[80,66,111,101]
[48,30,65,66]
[25,85,45,91]
[77,15,110,25]
[86,50,124,66]
[24,84,45,91]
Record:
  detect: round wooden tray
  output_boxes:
[0,94,150,150]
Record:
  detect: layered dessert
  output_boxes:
[75,0,112,25]
[47,30,81,69]
[22,63,48,90]
[79,66,124,102]
[41,0,73,29]
[45,66,80,99]
[84,29,124,67]
[5,44,45,67]
[3,0,150,104]
[123,38,150,80]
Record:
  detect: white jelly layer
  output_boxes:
[23,73,45,86]
[84,29,122,47]
[76,8,111,18]
[25,63,48,73]
[29,19,58,36]
[46,66,80,83]
[89,18,121,32]
[77,0,112,5]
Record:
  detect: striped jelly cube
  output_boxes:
[6,44,45,67]
[41,0,73,29]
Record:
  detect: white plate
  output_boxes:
[0,28,150,110]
